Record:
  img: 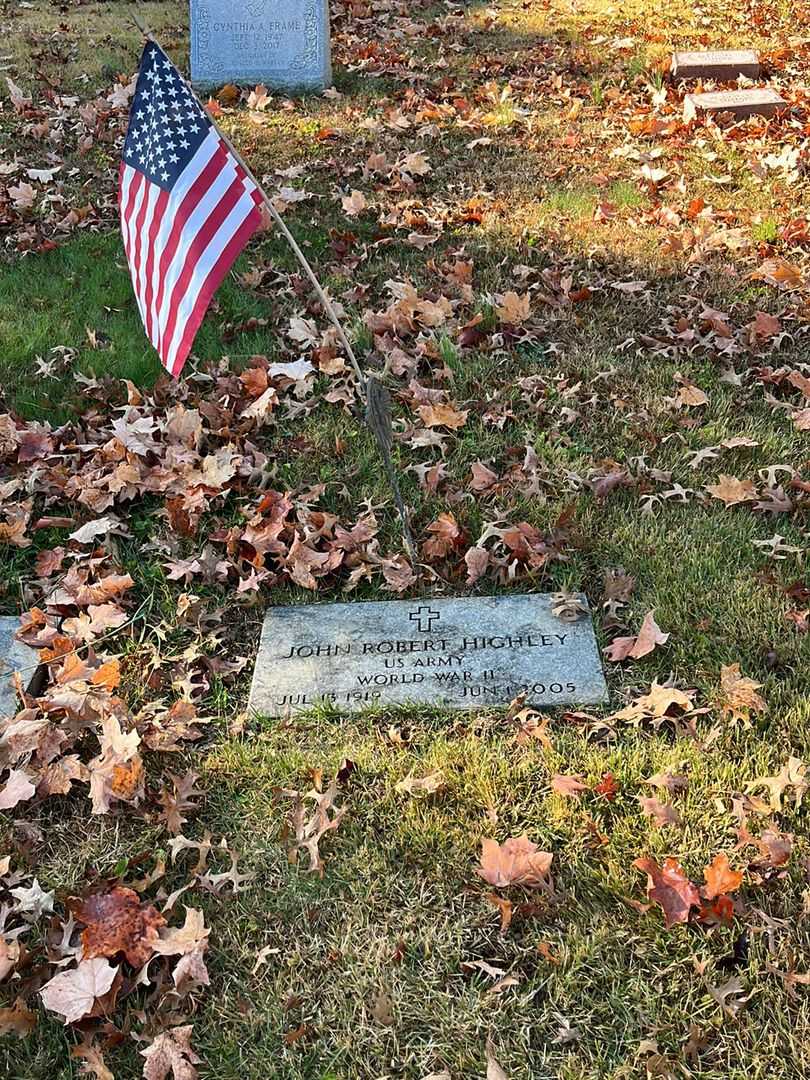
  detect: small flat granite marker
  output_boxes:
[684,88,785,120]
[248,593,608,716]
[671,49,760,82]
[0,617,30,719]
[190,0,332,92]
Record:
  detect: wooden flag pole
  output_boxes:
[130,15,417,561]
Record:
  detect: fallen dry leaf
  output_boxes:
[717,664,766,724]
[705,475,757,507]
[341,189,368,216]
[495,291,531,325]
[418,402,469,430]
[74,886,165,968]
[746,756,807,812]
[702,853,743,899]
[0,997,36,1037]
[0,769,36,811]
[639,796,682,829]
[633,856,700,929]
[39,957,118,1024]
[141,1025,201,1080]
[478,835,553,889]
[486,1038,509,1080]
[551,773,589,798]
[395,771,446,797]
[605,610,669,662]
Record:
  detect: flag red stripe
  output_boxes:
[120,167,144,261]
[169,205,262,376]
[159,173,247,364]
[150,147,232,356]
[140,187,170,344]
[128,176,152,321]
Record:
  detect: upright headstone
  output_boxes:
[0,617,30,719]
[190,0,332,92]
[671,49,760,82]
[248,593,608,717]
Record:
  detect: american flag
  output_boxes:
[120,42,263,377]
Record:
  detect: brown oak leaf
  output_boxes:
[633,856,700,928]
[395,771,446,797]
[0,997,36,1037]
[418,402,469,430]
[717,664,766,724]
[605,609,669,662]
[423,512,464,560]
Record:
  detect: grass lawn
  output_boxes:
[1,0,810,1077]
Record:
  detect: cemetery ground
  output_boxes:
[1,0,810,1076]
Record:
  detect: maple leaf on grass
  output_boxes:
[633,857,700,929]
[495,290,531,325]
[341,189,368,216]
[638,796,681,829]
[702,853,743,900]
[39,957,118,1024]
[73,885,165,968]
[418,402,468,430]
[604,609,669,662]
[0,768,36,810]
[141,1025,202,1080]
[705,475,757,507]
[478,835,553,889]
[551,773,589,798]
[395,771,446,797]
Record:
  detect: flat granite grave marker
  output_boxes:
[684,88,785,120]
[248,593,608,716]
[190,0,332,92]
[671,49,760,81]
[0,617,30,719]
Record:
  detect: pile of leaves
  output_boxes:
[0,845,250,1078]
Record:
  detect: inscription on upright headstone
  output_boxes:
[190,0,332,92]
[0,617,30,720]
[248,593,608,717]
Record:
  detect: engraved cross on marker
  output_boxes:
[409,605,440,633]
